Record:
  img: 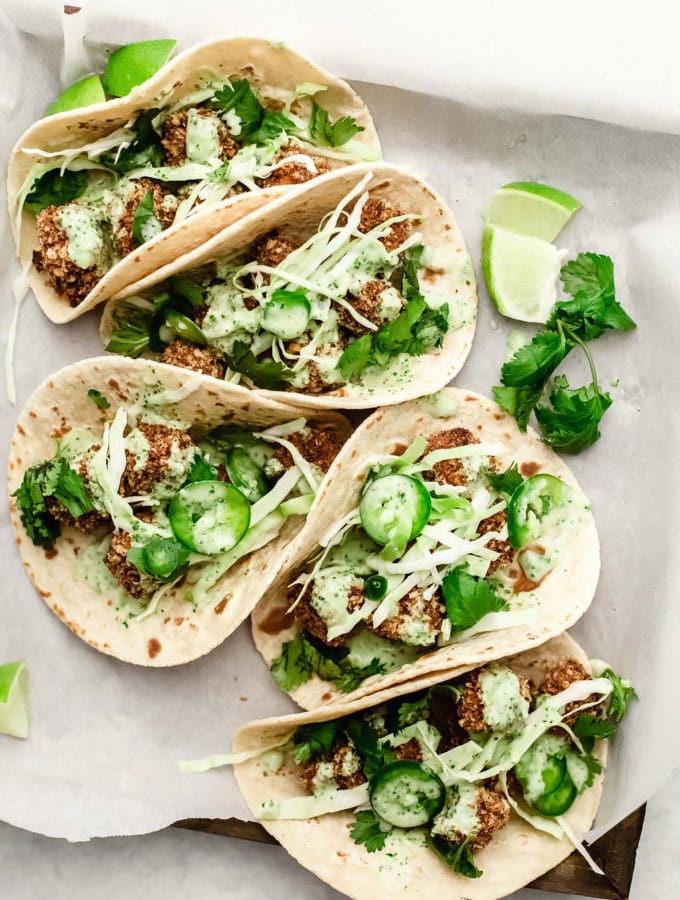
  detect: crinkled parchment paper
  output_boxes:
[0,0,678,843]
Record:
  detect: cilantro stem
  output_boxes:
[558,321,600,394]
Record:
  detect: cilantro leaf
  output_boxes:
[396,695,431,729]
[183,453,219,485]
[535,375,613,453]
[426,835,482,879]
[293,721,338,764]
[339,246,448,380]
[101,108,163,172]
[13,457,94,549]
[225,340,293,390]
[483,462,524,499]
[500,330,569,388]
[441,569,508,632]
[309,98,363,147]
[270,633,385,693]
[338,295,448,380]
[87,389,110,410]
[25,169,88,215]
[106,301,153,357]
[401,244,425,301]
[213,81,295,145]
[345,718,395,779]
[350,810,389,852]
[579,753,603,790]
[247,110,296,145]
[132,190,162,245]
[550,253,637,340]
[168,275,206,307]
[572,714,616,752]
[602,668,638,721]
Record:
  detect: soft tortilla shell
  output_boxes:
[8,36,381,324]
[7,357,351,666]
[102,163,477,409]
[234,632,606,900]
[251,388,600,708]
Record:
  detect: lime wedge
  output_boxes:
[103,39,177,97]
[482,224,564,323]
[485,181,581,242]
[44,74,105,117]
[0,661,29,739]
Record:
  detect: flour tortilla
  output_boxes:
[8,36,381,324]
[234,632,606,900]
[7,356,351,666]
[101,163,478,409]
[252,387,600,708]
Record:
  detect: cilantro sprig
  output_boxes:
[309,98,364,147]
[494,253,636,452]
[13,458,94,549]
[213,80,295,145]
[338,246,449,380]
[350,810,390,852]
[270,633,385,693]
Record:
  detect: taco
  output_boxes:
[100,164,477,409]
[252,388,599,708]
[7,357,351,666]
[8,37,380,323]
[218,633,636,900]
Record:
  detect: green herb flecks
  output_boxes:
[493,253,636,452]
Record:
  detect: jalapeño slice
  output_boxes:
[507,473,568,548]
[369,761,446,828]
[169,481,250,555]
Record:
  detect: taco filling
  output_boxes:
[20,79,371,307]
[269,428,588,694]
[228,655,635,880]
[12,395,342,622]
[105,173,474,394]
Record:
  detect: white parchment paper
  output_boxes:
[0,0,678,845]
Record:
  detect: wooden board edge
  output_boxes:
[173,804,646,899]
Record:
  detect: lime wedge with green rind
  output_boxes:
[0,661,29,739]
[44,74,106,117]
[103,39,176,98]
[485,181,581,242]
[482,224,564,323]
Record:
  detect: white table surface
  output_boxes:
[1,768,677,900]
